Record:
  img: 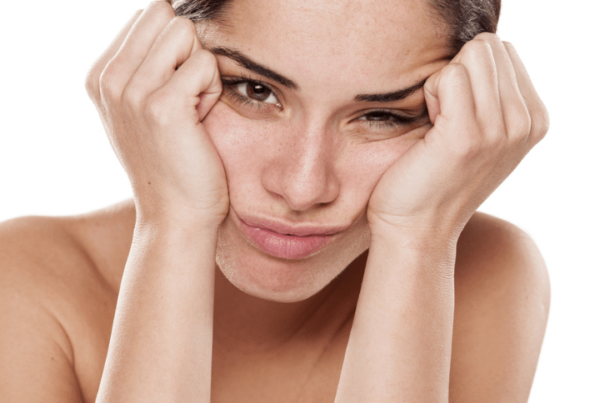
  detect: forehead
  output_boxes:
[204,0,449,93]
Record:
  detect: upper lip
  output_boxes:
[235,211,350,237]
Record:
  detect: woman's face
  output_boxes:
[201,0,451,302]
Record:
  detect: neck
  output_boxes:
[212,251,367,355]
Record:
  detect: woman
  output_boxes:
[0,0,550,401]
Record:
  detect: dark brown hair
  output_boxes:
[432,0,501,54]
[173,0,501,56]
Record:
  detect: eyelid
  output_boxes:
[357,108,428,123]
[220,73,284,100]
[220,75,285,113]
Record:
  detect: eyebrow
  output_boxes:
[354,79,427,103]
[210,46,299,90]
[210,46,427,103]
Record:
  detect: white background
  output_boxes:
[0,0,598,401]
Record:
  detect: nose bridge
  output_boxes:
[266,119,340,211]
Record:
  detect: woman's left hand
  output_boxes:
[367,33,549,241]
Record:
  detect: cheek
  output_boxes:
[202,102,257,172]
[339,131,424,204]
[203,101,426,210]
[201,102,287,203]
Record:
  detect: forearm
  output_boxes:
[335,226,456,403]
[96,218,218,403]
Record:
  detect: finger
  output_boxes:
[504,42,550,145]
[424,63,477,133]
[151,49,222,122]
[424,69,442,125]
[454,38,504,138]
[100,1,176,99]
[483,34,531,143]
[127,16,201,100]
[85,9,142,103]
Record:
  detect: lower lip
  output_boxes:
[236,217,335,260]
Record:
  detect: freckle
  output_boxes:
[148,182,151,185]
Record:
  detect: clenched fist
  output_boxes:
[368,33,549,242]
[85,1,228,228]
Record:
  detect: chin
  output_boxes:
[215,215,371,303]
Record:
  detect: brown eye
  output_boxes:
[234,81,280,105]
[247,83,270,101]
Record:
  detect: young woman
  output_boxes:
[0,0,551,402]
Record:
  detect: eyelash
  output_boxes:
[357,110,422,130]
[221,75,281,111]
[220,75,422,129]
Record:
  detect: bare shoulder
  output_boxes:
[0,199,135,297]
[0,200,135,403]
[455,211,550,300]
[450,211,551,403]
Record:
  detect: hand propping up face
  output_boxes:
[85,1,228,228]
[367,33,550,240]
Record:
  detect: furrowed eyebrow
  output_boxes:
[209,46,299,90]
[354,79,427,103]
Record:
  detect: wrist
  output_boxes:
[134,199,227,233]
[367,211,460,278]
[368,230,458,282]
[132,219,221,251]
[367,208,463,246]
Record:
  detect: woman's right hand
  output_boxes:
[85,1,228,228]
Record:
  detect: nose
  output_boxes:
[261,123,340,212]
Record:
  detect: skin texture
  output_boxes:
[0,0,550,402]
[202,0,451,302]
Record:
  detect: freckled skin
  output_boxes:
[202,0,450,302]
[0,0,550,402]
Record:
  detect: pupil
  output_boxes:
[247,83,270,101]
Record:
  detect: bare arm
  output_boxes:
[335,216,550,403]
[96,220,217,402]
[335,228,455,403]
[85,2,227,402]
[334,33,550,403]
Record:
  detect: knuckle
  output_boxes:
[474,32,500,43]
[508,110,532,139]
[84,69,101,102]
[462,39,480,53]
[171,15,196,36]
[98,63,122,101]
[197,49,218,68]
[186,49,219,81]
[461,38,493,59]
[149,0,176,18]
[532,105,550,142]
[434,63,469,92]
[503,40,514,50]
[441,62,468,79]
[503,41,521,60]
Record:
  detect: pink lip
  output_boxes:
[232,210,348,260]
